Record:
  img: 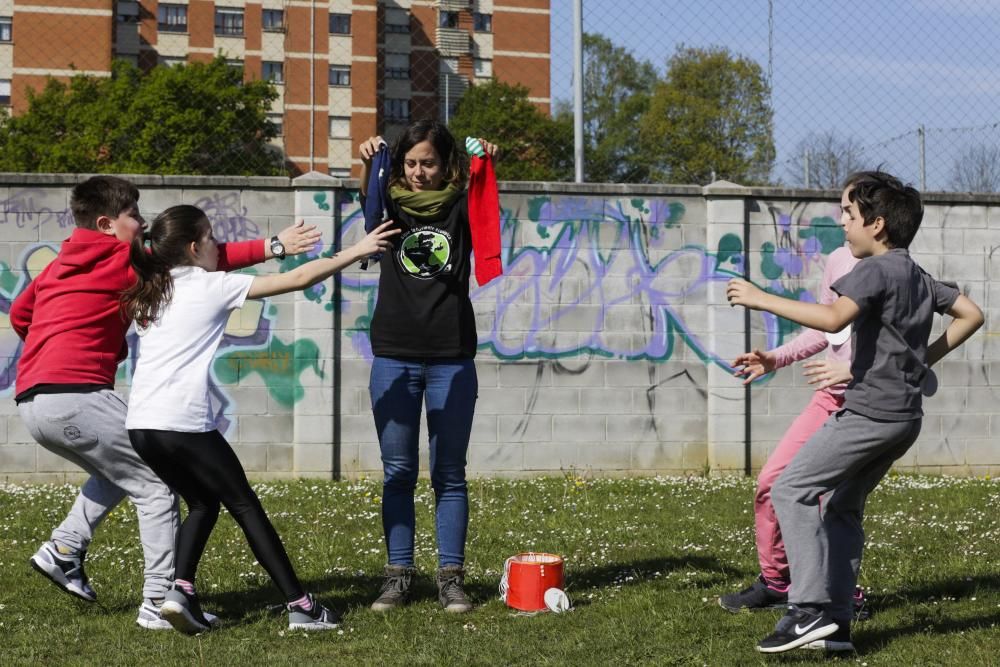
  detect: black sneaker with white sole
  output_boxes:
[287,594,340,631]
[718,575,787,613]
[29,541,96,602]
[756,605,839,653]
[160,585,212,635]
[803,619,854,652]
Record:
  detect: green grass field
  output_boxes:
[1,474,997,666]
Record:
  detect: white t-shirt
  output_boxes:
[126,266,255,432]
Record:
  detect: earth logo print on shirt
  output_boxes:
[398,226,453,278]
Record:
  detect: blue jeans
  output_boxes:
[369,356,477,567]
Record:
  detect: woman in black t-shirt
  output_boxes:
[358,120,498,614]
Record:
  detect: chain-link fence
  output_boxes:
[0,1,998,191]
[554,1,1000,192]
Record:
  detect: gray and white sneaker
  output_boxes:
[29,541,96,602]
[160,585,213,635]
[136,598,219,631]
[287,594,340,631]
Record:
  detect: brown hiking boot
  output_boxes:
[371,564,416,612]
[436,565,473,613]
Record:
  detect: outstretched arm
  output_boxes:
[727,278,860,333]
[217,220,322,270]
[926,295,984,367]
[247,221,397,299]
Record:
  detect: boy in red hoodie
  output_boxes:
[10,175,318,629]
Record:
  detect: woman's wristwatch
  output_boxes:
[269,235,286,260]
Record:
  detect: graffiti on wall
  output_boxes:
[0,188,842,432]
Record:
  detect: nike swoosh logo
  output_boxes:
[794,617,822,635]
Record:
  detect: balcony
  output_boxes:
[436,28,470,56]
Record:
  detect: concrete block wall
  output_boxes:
[1,175,998,481]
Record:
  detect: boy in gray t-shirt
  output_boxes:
[727,170,983,653]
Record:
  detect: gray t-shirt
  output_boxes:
[832,248,959,421]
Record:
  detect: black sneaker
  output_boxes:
[288,594,340,631]
[756,605,839,653]
[160,585,212,635]
[371,565,416,612]
[718,575,787,613]
[436,565,473,613]
[803,619,854,652]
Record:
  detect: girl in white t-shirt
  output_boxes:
[121,204,395,634]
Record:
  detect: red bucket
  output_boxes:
[500,552,565,612]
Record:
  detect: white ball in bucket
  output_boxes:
[544,588,571,613]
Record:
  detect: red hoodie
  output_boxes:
[10,227,264,398]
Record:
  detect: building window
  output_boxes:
[385,98,410,123]
[157,4,187,33]
[0,79,10,106]
[262,61,283,84]
[329,65,350,86]
[385,8,409,34]
[439,11,459,29]
[473,58,492,78]
[329,116,350,139]
[117,1,139,23]
[329,13,350,34]
[385,53,409,79]
[262,9,284,32]
[215,7,244,36]
[0,17,10,42]
[160,55,186,67]
[473,13,492,32]
[268,113,283,136]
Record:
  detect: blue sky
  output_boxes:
[549,1,1000,188]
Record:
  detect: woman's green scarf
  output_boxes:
[390,184,461,221]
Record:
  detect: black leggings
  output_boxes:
[128,429,304,602]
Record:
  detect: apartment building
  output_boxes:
[0,0,551,176]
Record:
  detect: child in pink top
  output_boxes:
[719,245,859,621]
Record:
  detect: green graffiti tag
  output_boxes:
[800,216,845,254]
[313,192,331,211]
[0,263,18,294]
[760,242,784,280]
[214,336,325,407]
[716,233,743,270]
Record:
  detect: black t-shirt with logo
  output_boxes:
[369,192,478,358]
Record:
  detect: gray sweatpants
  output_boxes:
[19,391,179,600]
[771,409,920,620]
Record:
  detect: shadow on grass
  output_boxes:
[561,555,729,607]
[857,608,1000,655]
[869,573,1000,612]
[186,554,730,623]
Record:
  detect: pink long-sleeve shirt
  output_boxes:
[770,245,859,395]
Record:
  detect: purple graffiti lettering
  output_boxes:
[194,192,261,243]
[0,189,75,232]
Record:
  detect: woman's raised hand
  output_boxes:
[359,136,386,165]
[478,138,500,160]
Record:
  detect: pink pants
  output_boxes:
[755,390,844,588]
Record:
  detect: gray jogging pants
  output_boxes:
[771,408,920,620]
[19,390,178,600]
